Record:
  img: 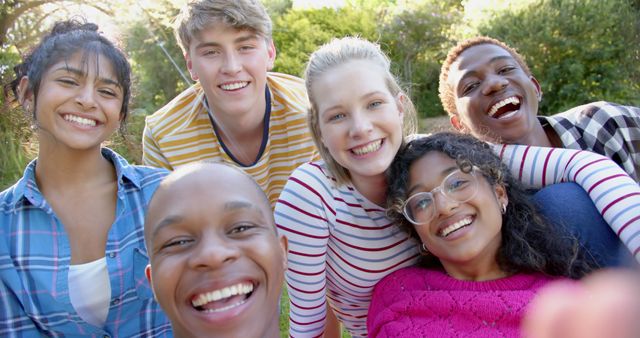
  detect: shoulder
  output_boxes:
[375,266,434,292]
[145,83,204,128]
[558,101,640,120]
[0,161,36,212]
[267,72,307,103]
[103,148,169,190]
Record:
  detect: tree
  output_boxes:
[477,0,640,114]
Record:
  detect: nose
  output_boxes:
[75,85,97,110]
[348,110,373,139]
[482,74,508,96]
[221,52,241,75]
[432,189,458,217]
[187,232,239,270]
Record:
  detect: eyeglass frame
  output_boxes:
[401,166,482,226]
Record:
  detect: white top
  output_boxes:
[68,257,111,327]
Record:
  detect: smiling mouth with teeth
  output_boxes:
[219,82,249,91]
[351,139,383,156]
[439,217,473,237]
[488,97,521,119]
[63,114,97,127]
[191,282,254,313]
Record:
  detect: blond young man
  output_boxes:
[142,0,318,206]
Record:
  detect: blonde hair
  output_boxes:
[174,0,272,54]
[438,36,532,117]
[304,37,418,185]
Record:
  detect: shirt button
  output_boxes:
[108,252,116,258]
[111,298,120,306]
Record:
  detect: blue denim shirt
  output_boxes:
[0,148,172,337]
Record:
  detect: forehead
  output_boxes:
[448,44,514,83]
[409,151,456,183]
[191,23,261,46]
[46,51,117,78]
[313,60,389,108]
[147,169,270,230]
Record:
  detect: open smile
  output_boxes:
[191,282,255,313]
[63,114,99,127]
[219,81,249,91]
[487,96,521,119]
[350,139,383,156]
[438,216,474,238]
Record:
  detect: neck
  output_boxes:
[351,173,388,206]
[516,121,554,148]
[440,241,506,281]
[35,144,115,192]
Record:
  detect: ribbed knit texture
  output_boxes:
[367,267,558,338]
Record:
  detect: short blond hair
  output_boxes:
[438,36,532,117]
[304,37,418,186]
[174,0,272,54]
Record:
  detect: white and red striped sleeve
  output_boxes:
[275,163,332,338]
[497,144,640,261]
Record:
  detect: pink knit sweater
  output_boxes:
[367,267,559,337]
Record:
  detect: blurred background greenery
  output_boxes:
[1,0,639,187]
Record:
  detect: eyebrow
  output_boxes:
[406,165,458,196]
[194,34,260,50]
[457,55,514,83]
[52,66,121,88]
[151,215,184,239]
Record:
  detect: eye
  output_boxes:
[328,112,346,122]
[445,177,471,192]
[410,193,433,211]
[57,78,78,86]
[498,66,516,75]
[239,45,255,52]
[98,88,118,97]
[228,223,256,235]
[202,49,220,57]
[367,100,383,109]
[462,82,479,95]
[160,237,194,250]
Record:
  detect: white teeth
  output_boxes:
[439,217,473,237]
[191,282,254,308]
[488,97,520,117]
[64,114,97,127]
[352,140,382,156]
[219,82,248,91]
[202,299,247,313]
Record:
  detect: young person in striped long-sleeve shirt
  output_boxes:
[368,132,597,337]
[274,37,640,337]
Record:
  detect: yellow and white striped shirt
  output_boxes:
[142,72,319,206]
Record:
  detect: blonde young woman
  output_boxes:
[274,37,640,337]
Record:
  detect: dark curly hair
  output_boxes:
[386,132,596,279]
[4,19,132,129]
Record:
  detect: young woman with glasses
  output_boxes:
[367,132,598,337]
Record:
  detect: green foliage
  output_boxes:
[476,0,640,114]
[0,105,36,190]
[380,0,462,117]
[272,6,379,77]
[124,20,189,115]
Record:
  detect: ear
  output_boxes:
[185,53,199,81]
[530,75,542,102]
[278,235,289,270]
[450,114,465,132]
[266,39,277,71]
[144,264,158,300]
[494,184,508,210]
[17,76,33,108]
[395,93,406,120]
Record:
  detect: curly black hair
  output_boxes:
[386,132,596,279]
[4,19,132,128]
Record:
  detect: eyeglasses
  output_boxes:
[402,168,480,225]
